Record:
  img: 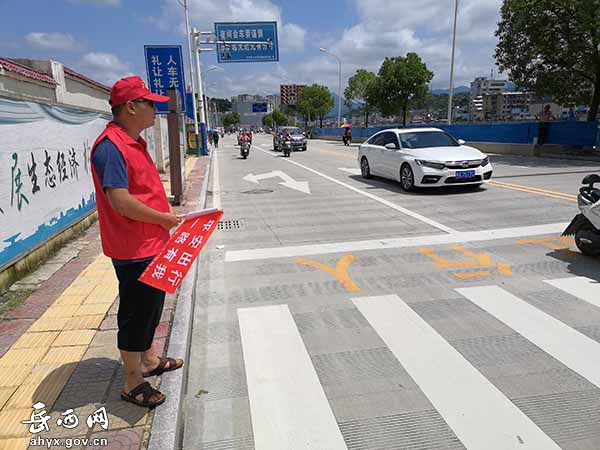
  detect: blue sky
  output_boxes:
[0,0,504,99]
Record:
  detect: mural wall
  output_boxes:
[0,97,109,269]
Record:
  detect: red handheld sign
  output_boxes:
[139,209,223,293]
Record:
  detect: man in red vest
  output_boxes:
[91,76,183,408]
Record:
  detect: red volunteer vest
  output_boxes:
[91,122,170,259]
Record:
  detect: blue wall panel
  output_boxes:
[314,121,598,146]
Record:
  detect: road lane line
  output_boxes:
[544,276,600,308]
[491,180,577,198]
[456,285,600,390]
[490,181,577,202]
[225,222,568,262]
[237,305,348,450]
[251,144,457,233]
[353,295,561,450]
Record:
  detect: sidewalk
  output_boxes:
[0,153,211,450]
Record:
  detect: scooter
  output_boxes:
[562,174,600,256]
[282,140,292,157]
[343,135,352,146]
[240,140,250,159]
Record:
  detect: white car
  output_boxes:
[358,127,493,191]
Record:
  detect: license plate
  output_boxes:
[456,170,475,179]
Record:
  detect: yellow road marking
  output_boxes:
[517,235,576,251]
[420,246,512,278]
[295,254,361,292]
[450,245,493,267]
[419,246,491,268]
[497,263,513,276]
[455,271,491,279]
[490,180,577,202]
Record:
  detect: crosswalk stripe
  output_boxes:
[456,285,600,392]
[237,305,348,450]
[543,276,600,308]
[352,295,561,450]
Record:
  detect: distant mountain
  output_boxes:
[431,86,470,95]
[326,92,359,118]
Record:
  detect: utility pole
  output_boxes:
[181,0,199,154]
[447,0,459,125]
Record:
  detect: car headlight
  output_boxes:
[481,157,490,166]
[416,160,446,170]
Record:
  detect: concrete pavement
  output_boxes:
[181,134,600,450]
[3,132,600,449]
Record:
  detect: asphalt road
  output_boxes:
[182,133,600,450]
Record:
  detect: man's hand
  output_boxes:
[160,212,181,230]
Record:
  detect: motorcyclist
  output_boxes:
[343,127,352,145]
[240,130,251,154]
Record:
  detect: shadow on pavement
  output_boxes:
[348,174,488,197]
[32,357,149,433]
[547,249,600,282]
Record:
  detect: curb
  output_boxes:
[148,149,214,450]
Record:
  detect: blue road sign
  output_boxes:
[214,22,278,63]
[144,45,186,114]
[252,102,268,113]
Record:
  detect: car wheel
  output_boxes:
[303,146,307,151]
[400,164,415,192]
[360,157,371,179]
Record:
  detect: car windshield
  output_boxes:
[285,128,303,135]
[399,131,459,149]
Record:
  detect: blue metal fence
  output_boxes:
[313,121,599,146]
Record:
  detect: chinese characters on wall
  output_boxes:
[3,141,91,216]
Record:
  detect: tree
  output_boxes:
[262,113,274,128]
[344,69,377,127]
[495,0,600,121]
[271,109,289,127]
[298,84,334,128]
[369,53,433,126]
[222,112,240,128]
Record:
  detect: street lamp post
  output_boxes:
[447,0,459,125]
[192,29,215,156]
[320,47,342,127]
[178,0,199,153]
[201,67,218,132]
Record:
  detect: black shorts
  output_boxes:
[114,260,165,352]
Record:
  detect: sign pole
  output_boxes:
[183,0,199,153]
[193,29,209,156]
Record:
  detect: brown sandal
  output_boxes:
[121,381,165,408]
[143,356,184,378]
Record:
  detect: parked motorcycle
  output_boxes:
[282,140,292,157]
[240,140,250,159]
[562,174,600,256]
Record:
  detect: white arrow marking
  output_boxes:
[243,170,311,194]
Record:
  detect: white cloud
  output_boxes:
[304,0,504,92]
[142,0,504,98]
[280,23,307,52]
[25,32,81,52]
[77,52,134,86]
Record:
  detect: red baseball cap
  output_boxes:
[109,76,170,107]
